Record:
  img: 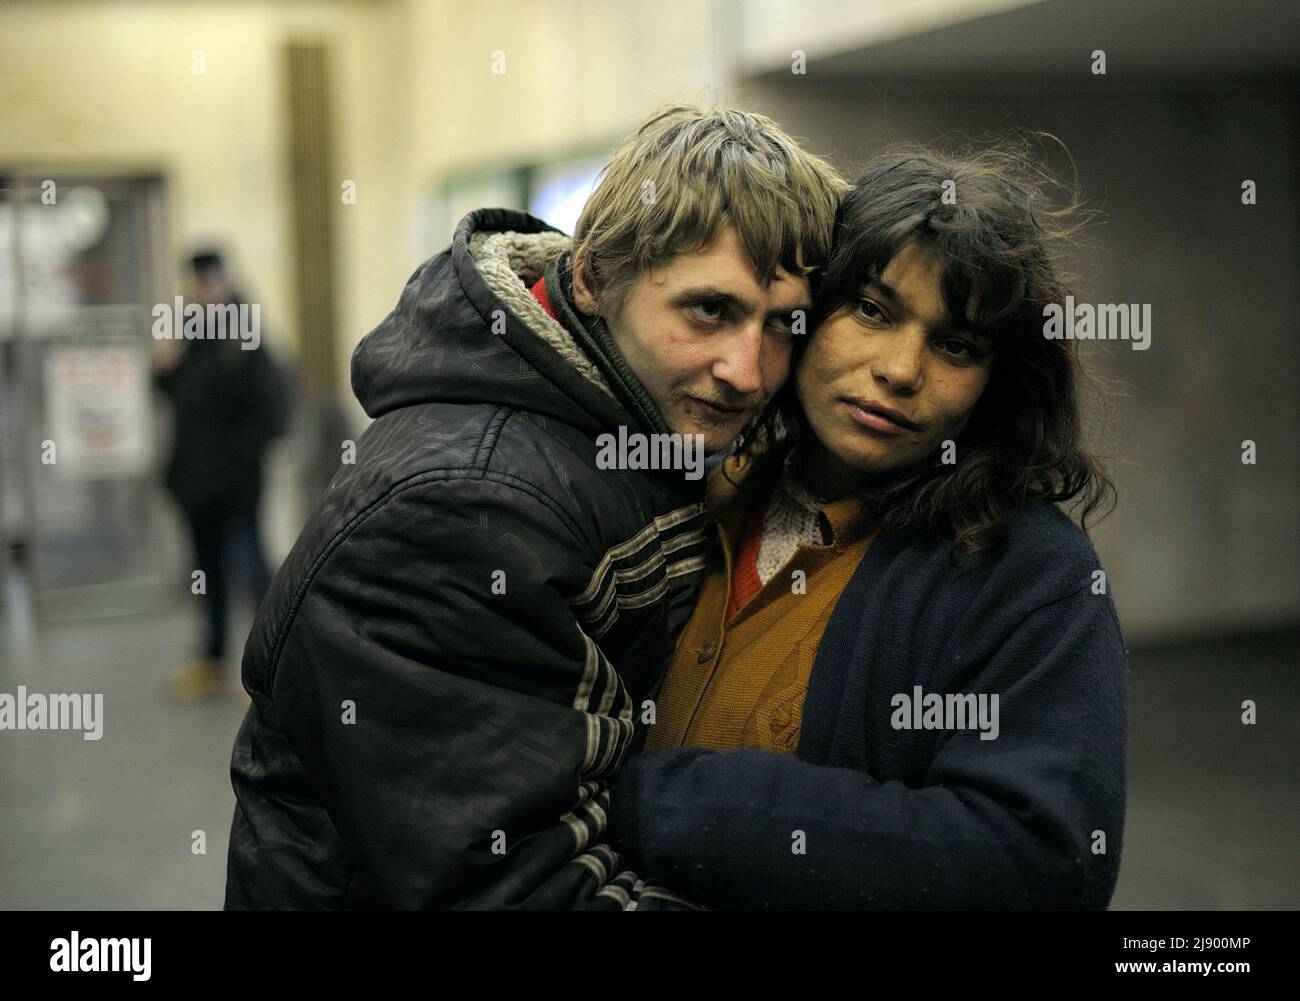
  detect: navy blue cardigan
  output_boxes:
[606,501,1127,909]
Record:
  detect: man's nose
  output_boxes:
[710,323,765,398]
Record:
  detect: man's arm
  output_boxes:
[266,471,694,908]
[606,586,1127,910]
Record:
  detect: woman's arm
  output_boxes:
[606,584,1126,910]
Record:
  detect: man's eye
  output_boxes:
[768,314,796,335]
[688,302,726,323]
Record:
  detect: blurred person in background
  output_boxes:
[155,251,290,704]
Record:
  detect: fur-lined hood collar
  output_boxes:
[351,209,630,433]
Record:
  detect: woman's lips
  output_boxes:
[843,399,915,435]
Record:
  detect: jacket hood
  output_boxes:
[351,208,628,434]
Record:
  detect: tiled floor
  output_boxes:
[1107,628,1298,910]
[1,582,251,910]
[0,575,1295,910]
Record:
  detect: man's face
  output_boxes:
[189,268,230,305]
[796,238,995,490]
[575,227,810,455]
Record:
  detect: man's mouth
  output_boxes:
[684,396,751,425]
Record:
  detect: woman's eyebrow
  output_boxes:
[865,278,987,339]
[864,278,901,304]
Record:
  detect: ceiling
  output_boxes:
[744,0,1300,86]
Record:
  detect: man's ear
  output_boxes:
[571,253,600,316]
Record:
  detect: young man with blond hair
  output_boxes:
[224,103,846,909]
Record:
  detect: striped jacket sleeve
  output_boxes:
[268,470,700,909]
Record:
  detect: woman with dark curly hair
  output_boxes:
[606,141,1127,910]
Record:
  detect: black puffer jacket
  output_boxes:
[225,210,706,909]
[156,300,289,514]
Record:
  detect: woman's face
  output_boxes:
[796,238,995,494]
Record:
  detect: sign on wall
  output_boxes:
[43,344,152,479]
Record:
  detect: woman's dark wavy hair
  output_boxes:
[734,134,1116,560]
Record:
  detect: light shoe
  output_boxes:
[166,658,231,704]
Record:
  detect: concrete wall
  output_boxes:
[0,0,412,403]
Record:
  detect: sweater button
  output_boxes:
[697,640,718,663]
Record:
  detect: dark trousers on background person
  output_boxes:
[188,500,272,663]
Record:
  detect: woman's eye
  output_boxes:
[937,339,976,360]
[857,298,886,322]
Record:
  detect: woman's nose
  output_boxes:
[872,329,926,393]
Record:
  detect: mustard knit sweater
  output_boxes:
[645,454,875,755]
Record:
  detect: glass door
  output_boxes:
[0,170,175,622]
